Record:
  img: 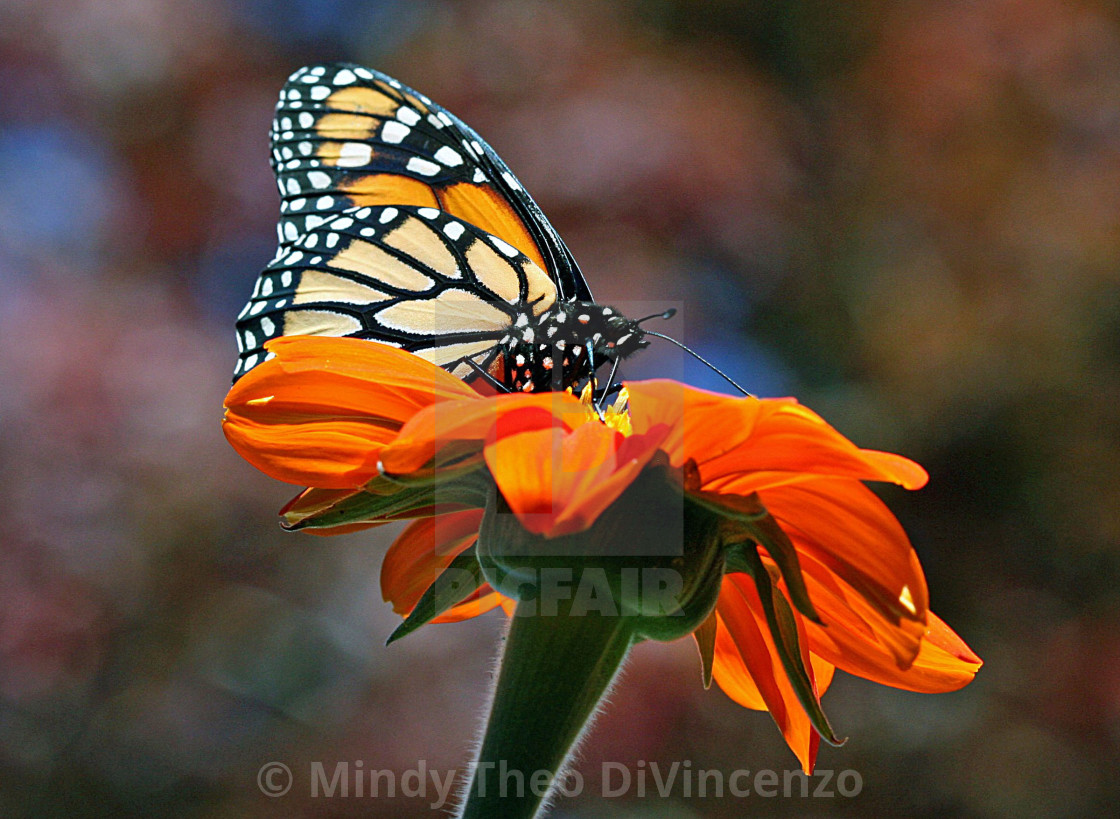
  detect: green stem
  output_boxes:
[457,600,635,819]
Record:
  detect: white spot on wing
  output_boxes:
[443,222,465,240]
[381,121,410,144]
[334,68,357,85]
[337,141,372,167]
[379,207,399,224]
[396,107,420,126]
[434,146,463,167]
[307,171,331,189]
[406,157,440,176]
[490,236,519,257]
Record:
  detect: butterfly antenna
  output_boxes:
[642,331,754,398]
[636,308,677,325]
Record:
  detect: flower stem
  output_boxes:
[457,600,634,819]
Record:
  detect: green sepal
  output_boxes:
[699,491,821,624]
[283,470,489,531]
[476,469,726,644]
[459,599,635,819]
[731,543,845,747]
[379,442,486,484]
[386,551,486,645]
[692,609,717,689]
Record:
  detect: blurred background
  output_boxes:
[1,0,1117,816]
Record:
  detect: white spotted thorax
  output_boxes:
[501,302,647,392]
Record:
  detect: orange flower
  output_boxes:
[223,336,982,772]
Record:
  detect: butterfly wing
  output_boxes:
[235,204,560,380]
[268,62,590,302]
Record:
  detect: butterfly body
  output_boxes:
[498,302,647,392]
[235,62,645,393]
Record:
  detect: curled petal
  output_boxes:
[223,337,478,488]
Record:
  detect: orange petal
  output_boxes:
[806,609,981,693]
[483,422,668,538]
[713,576,828,773]
[228,336,478,416]
[925,610,982,666]
[223,336,479,488]
[625,380,769,468]
[625,381,927,490]
[704,402,927,489]
[438,588,510,622]
[223,415,392,488]
[761,478,930,662]
[380,391,583,476]
[380,510,485,617]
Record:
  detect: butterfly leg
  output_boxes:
[464,358,510,393]
[595,355,623,412]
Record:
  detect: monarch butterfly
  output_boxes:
[234,62,648,394]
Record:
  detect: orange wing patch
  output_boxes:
[439,182,547,270]
[343,174,440,210]
[335,175,548,272]
[323,86,399,118]
[306,79,550,272]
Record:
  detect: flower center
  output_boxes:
[576,383,633,436]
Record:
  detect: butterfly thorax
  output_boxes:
[499,302,646,392]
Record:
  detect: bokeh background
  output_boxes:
[2,0,1117,816]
